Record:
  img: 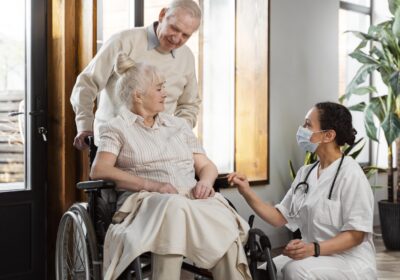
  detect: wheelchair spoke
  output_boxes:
[56,205,101,280]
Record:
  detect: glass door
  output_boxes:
[0,0,47,278]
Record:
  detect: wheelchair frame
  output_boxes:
[55,138,277,280]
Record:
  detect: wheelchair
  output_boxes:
[55,137,277,280]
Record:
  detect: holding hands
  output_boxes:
[227,172,251,195]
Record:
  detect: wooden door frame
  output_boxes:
[47,0,96,278]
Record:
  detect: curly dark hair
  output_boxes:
[315,102,357,146]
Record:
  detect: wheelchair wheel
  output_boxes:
[56,203,101,280]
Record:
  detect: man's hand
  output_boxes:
[283,239,314,260]
[191,180,215,199]
[227,172,251,195]
[73,131,94,150]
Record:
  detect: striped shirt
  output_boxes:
[97,106,205,205]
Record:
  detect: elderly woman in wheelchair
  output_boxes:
[84,52,256,280]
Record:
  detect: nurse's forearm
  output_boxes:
[241,188,287,227]
[319,230,365,256]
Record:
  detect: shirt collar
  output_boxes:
[146,22,176,58]
[119,106,174,128]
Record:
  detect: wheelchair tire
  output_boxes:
[56,203,101,280]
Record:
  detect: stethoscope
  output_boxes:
[288,153,345,218]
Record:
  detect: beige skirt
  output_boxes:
[103,191,251,280]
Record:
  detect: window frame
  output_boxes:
[339,0,373,166]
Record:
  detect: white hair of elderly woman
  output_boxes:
[114,52,164,110]
[166,0,202,19]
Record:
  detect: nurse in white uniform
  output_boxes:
[229,102,377,280]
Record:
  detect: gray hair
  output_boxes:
[166,0,202,20]
[114,53,164,110]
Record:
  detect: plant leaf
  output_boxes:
[389,0,400,15]
[393,8,400,38]
[350,86,377,96]
[346,30,378,41]
[288,160,296,181]
[347,102,367,112]
[369,96,387,122]
[381,112,400,145]
[345,64,379,97]
[390,71,400,97]
[349,50,379,65]
[364,105,379,142]
[345,138,366,159]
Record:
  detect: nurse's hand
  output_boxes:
[192,181,215,199]
[227,172,251,195]
[283,239,314,260]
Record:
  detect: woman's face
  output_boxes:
[141,81,167,114]
[303,107,326,143]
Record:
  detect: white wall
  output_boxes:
[221,0,340,248]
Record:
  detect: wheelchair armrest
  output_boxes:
[77,180,116,190]
[213,176,229,192]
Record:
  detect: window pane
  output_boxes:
[202,0,235,173]
[0,0,26,190]
[338,9,370,163]
[342,0,370,7]
[98,0,132,49]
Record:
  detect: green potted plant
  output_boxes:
[341,0,400,250]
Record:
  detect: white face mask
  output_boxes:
[296,126,323,153]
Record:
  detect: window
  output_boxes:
[0,0,26,190]
[339,1,371,164]
[98,0,269,181]
[339,0,395,168]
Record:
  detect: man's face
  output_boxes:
[156,8,200,53]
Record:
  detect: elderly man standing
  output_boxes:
[70,0,201,149]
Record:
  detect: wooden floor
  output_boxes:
[374,234,400,279]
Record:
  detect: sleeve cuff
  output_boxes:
[75,118,94,133]
[97,145,120,156]
[275,204,299,232]
[341,223,373,233]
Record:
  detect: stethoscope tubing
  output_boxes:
[290,153,345,217]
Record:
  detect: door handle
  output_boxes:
[29,110,45,116]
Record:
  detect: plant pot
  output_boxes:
[378,200,400,250]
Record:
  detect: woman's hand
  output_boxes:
[191,180,215,199]
[282,239,314,260]
[227,172,251,195]
[154,182,179,194]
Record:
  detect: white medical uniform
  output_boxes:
[274,156,377,280]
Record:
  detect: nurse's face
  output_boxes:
[303,107,327,144]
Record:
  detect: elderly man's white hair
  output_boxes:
[166,0,202,19]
